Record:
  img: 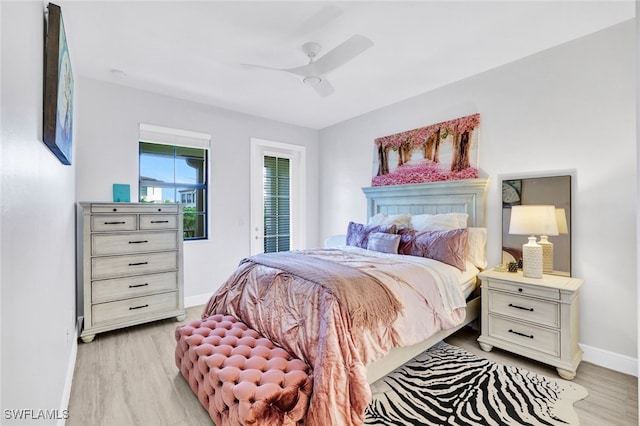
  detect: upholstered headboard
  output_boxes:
[361,178,489,227]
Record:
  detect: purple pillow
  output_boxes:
[346,222,397,249]
[398,228,468,271]
[367,232,402,254]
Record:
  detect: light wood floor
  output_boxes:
[67,306,638,426]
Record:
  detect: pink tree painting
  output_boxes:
[372,113,480,186]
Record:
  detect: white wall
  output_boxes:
[75,78,320,303]
[1,1,78,421]
[320,21,637,366]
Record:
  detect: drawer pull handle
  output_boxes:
[129,283,149,288]
[104,221,126,225]
[129,304,149,310]
[151,220,169,224]
[129,240,149,244]
[509,329,534,339]
[518,288,523,293]
[508,303,534,312]
[128,262,149,266]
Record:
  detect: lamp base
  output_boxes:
[538,235,554,274]
[522,236,543,278]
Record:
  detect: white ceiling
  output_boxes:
[61,1,635,130]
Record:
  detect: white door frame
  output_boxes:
[250,138,306,255]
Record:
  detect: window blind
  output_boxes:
[263,156,290,253]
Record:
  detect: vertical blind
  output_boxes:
[263,156,290,253]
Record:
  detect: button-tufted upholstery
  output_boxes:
[175,314,313,426]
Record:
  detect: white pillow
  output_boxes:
[410,213,469,232]
[467,227,487,269]
[368,213,412,228]
[324,234,346,248]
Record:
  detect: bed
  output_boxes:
[360,178,487,383]
[195,178,488,426]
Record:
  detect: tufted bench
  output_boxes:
[175,314,313,426]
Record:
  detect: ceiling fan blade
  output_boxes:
[309,34,373,76]
[312,78,335,97]
[243,62,314,80]
[241,63,282,71]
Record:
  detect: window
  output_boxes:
[138,124,210,240]
[250,138,305,255]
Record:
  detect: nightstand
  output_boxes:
[477,268,583,380]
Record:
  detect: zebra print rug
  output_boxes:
[365,342,588,426]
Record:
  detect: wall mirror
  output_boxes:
[501,173,572,277]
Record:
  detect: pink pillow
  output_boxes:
[346,222,397,249]
[398,228,468,271]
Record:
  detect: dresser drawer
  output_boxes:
[488,280,560,300]
[488,290,559,328]
[91,215,137,232]
[91,204,178,214]
[92,251,178,279]
[91,291,178,327]
[139,214,178,230]
[92,231,178,256]
[91,271,178,303]
[488,315,560,357]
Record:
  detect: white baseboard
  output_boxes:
[57,328,78,426]
[581,343,638,377]
[184,293,211,308]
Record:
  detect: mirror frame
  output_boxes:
[499,170,575,277]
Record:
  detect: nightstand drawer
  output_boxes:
[488,291,559,328]
[488,280,560,300]
[488,315,560,357]
[92,231,178,255]
[91,271,178,303]
[92,251,178,279]
[91,291,178,327]
[91,215,137,232]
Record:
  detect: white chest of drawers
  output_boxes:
[78,202,186,343]
[477,269,583,379]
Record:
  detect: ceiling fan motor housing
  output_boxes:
[302,42,322,59]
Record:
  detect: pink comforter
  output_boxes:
[203,248,467,425]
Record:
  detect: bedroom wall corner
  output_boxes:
[1,1,78,421]
[636,0,639,383]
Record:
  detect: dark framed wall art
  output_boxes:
[43,3,74,165]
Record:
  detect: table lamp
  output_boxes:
[538,208,569,273]
[509,205,559,278]
[555,208,569,234]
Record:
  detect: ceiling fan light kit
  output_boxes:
[243,34,374,97]
[303,76,322,86]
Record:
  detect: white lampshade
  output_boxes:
[509,205,559,237]
[555,208,568,234]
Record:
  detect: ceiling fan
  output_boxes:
[242,34,374,97]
